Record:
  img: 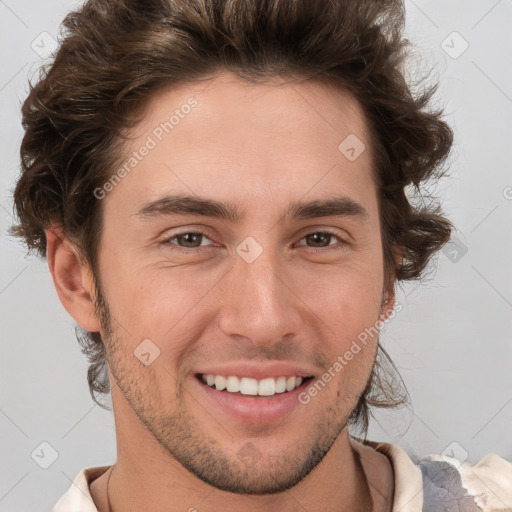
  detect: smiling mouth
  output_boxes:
[196,373,314,397]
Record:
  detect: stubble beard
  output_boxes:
[93,282,375,495]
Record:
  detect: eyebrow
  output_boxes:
[135,194,369,223]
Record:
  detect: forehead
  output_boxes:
[106,71,377,223]
[140,71,369,150]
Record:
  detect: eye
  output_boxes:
[296,231,347,250]
[162,231,214,250]
[160,229,348,253]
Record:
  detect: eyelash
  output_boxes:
[160,230,348,253]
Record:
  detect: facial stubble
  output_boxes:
[93,280,378,495]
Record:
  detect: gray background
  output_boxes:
[1,0,511,510]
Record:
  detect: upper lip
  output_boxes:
[195,362,315,380]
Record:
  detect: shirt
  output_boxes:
[52,438,512,511]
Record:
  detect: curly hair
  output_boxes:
[11,0,454,437]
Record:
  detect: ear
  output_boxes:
[379,290,396,322]
[45,228,101,333]
[379,247,402,321]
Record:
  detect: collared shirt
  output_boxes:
[52,438,512,511]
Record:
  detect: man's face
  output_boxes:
[94,71,390,494]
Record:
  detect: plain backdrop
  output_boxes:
[0,1,511,510]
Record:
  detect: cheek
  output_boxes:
[304,259,383,320]
[99,259,220,357]
[299,266,383,380]
[311,279,381,401]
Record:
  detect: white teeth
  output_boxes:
[240,377,258,395]
[201,374,306,396]
[258,378,275,396]
[275,376,287,393]
[226,376,240,393]
[214,375,226,391]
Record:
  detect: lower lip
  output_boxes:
[194,376,312,423]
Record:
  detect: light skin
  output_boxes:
[47,71,397,511]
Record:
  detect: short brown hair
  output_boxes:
[11,0,454,437]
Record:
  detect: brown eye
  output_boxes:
[163,231,214,250]
[298,232,344,248]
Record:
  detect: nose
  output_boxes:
[217,247,303,348]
